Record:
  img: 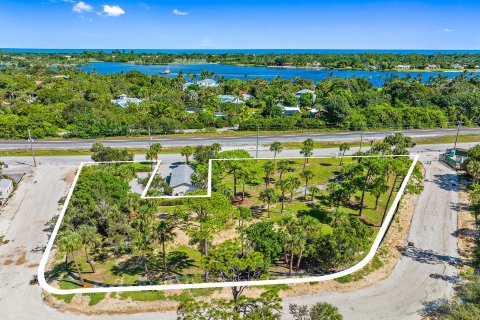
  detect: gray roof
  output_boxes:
[0,179,13,189]
[169,165,194,188]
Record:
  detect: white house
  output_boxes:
[52,75,70,80]
[111,94,144,108]
[219,95,244,104]
[197,79,219,88]
[169,164,197,196]
[277,102,301,116]
[295,89,316,101]
[395,65,411,70]
[0,179,13,205]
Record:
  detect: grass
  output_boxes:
[47,155,410,291]
[84,292,107,306]
[119,290,166,302]
[0,147,183,157]
[335,247,388,283]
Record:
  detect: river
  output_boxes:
[76,62,478,87]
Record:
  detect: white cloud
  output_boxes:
[73,1,93,13]
[103,4,125,17]
[173,9,188,16]
[442,28,454,33]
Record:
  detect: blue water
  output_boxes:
[2,48,480,55]
[77,62,478,87]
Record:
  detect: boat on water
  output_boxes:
[160,67,171,74]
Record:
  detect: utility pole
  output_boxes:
[359,125,364,152]
[28,129,36,167]
[256,124,259,158]
[148,126,152,148]
[453,121,462,151]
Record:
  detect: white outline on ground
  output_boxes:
[38,154,419,295]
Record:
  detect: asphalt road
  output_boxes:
[0,127,479,150]
[0,144,471,319]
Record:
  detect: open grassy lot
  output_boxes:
[46,155,413,294]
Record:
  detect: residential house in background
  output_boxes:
[219,95,244,104]
[51,75,70,80]
[0,179,13,205]
[277,102,301,115]
[197,79,219,87]
[111,94,144,108]
[168,164,196,196]
[295,89,316,101]
[395,65,412,70]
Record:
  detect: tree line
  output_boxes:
[1,64,480,139]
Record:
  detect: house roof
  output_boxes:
[169,164,194,188]
[0,179,12,189]
[296,89,315,95]
[111,95,143,108]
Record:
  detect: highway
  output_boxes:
[0,127,479,150]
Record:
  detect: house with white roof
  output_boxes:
[277,102,301,116]
[52,75,70,80]
[0,179,13,205]
[197,79,219,87]
[111,94,144,108]
[169,164,197,196]
[219,95,244,104]
[295,89,316,101]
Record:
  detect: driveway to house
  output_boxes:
[0,145,467,320]
[283,153,461,319]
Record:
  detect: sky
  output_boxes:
[0,0,479,49]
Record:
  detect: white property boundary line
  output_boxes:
[38,155,419,295]
[141,159,212,199]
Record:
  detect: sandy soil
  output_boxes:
[455,178,477,268]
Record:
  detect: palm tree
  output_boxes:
[287,176,301,202]
[181,146,194,164]
[296,216,318,270]
[263,161,275,187]
[57,230,85,286]
[156,218,177,274]
[77,225,99,273]
[276,179,290,214]
[339,142,350,165]
[300,170,314,200]
[277,159,293,181]
[270,141,283,164]
[308,185,320,202]
[300,139,314,170]
[146,143,162,170]
[259,188,278,218]
[370,177,388,211]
